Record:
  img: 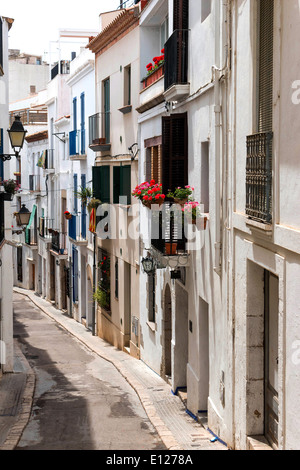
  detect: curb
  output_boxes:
[13,288,182,451]
[0,341,36,451]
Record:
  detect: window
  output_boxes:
[92,166,110,203]
[148,272,156,323]
[73,97,77,131]
[30,85,36,94]
[80,92,85,154]
[124,65,131,106]
[201,0,211,23]
[201,142,209,213]
[162,113,188,193]
[98,249,111,312]
[0,129,3,182]
[0,18,3,75]
[103,78,110,143]
[145,144,162,185]
[73,173,78,213]
[113,165,131,205]
[81,174,86,239]
[72,246,79,303]
[115,259,119,299]
[160,16,169,49]
[257,0,274,133]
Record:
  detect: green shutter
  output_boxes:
[121,165,131,205]
[92,166,110,203]
[113,166,121,204]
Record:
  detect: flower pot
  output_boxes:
[142,199,164,209]
[165,242,177,255]
[143,64,164,89]
[65,213,72,220]
[174,197,188,206]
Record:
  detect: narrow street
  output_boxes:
[13,292,165,450]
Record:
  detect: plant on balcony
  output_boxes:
[132,179,166,208]
[87,197,101,213]
[143,49,165,89]
[93,287,110,310]
[74,186,93,207]
[64,210,72,220]
[182,201,207,228]
[146,49,165,76]
[167,186,195,205]
[2,179,21,195]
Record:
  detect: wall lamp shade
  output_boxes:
[15,204,31,227]
[8,116,27,154]
[141,257,156,274]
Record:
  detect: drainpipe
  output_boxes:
[92,231,96,336]
[213,0,222,275]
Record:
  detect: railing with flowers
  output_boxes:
[132,179,166,207]
[1,179,21,197]
[142,49,165,89]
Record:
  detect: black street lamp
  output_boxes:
[15,204,31,227]
[141,256,156,275]
[0,115,27,161]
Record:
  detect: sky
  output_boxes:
[1,0,121,58]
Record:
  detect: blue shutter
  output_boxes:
[72,246,78,303]
[73,97,77,131]
[80,92,85,154]
[0,129,3,181]
[74,173,78,213]
[81,174,86,239]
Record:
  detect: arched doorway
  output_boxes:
[161,284,172,380]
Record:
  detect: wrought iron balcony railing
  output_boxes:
[39,217,54,239]
[246,132,273,224]
[164,29,189,92]
[88,112,110,150]
[151,203,187,256]
[29,175,41,192]
[51,230,67,255]
[25,227,38,246]
[51,60,70,80]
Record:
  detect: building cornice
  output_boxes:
[87,8,139,55]
[66,60,95,87]
[25,130,48,143]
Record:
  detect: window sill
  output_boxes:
[118,105,132,114]
[147,321,156,332]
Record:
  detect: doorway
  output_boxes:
[50,254,55,302]
[124,261,131,348]
[264,270,279,448]
[162,284,172,380]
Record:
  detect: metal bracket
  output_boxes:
[53,132,66,143]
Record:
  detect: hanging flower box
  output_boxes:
[64,211,72,220]
[132,179,166,208]
[142,63,165,89]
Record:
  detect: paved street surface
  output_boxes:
[13,293,165,450]
[6,288,227,451]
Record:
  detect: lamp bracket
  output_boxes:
[0,153,17,162]
[53,132,66,143]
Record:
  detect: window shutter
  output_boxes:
[121,165,131,205]
[258,0,274,133]
[113,166,121,204]
[0,18,3,71]
[81,174,86,238]
[73,174,78,213]
[145,148,152,181]
[92,166,110,203]
[73,97,77,131]
[151,146,162,185]
[173,0,189,30]
[162,113,188,194]
[0,128,3,181]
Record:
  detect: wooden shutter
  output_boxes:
[73,97,77,131]
[0,128,3,181]
[92,166,110,203]
[113,166,121,204]
[73,174,78,213]
[162,113,188,194]
[258,0,274,133]
[145,148,152,181]
[173,0,189,30]
[151,146,162,185]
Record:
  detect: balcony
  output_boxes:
[68,213,87,246]
[150,203,189,268]
[29,175,41,192]
[38,217,54,241]
[89,113,111,152]
[246,132,273,224]
[25,227,38,247]
[51,230,68,257]
[137,64,165,114]
[69,130,86,160]
[163,29,190,102]
[44,149,55,173]
[51,60,70,80]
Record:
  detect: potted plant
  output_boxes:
[87,197,101,213]
[74,186,93,207]
[167,186,195,205]
[142,49,165,88]
[2,179,21,196]
[64,210,72,220]
[182,201,207,229]
[93,287,110,310]
[132,179,166,208]
[165,242,178,255]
